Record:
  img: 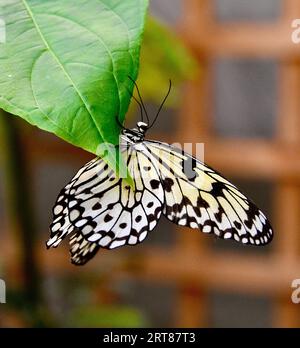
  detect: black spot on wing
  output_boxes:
[104,214,113,223]
[234,221,242,230]
[92,202,102,210]
[147,202,154,208]
[162,178,174,192]
[135,215,142,223]
[150,179,160,190]
[210,181,226,197]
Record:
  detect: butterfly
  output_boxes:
[46,81,273,265]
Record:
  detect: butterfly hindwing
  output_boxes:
[48,146,164,264]
[69,230,100,265]
[47,158,103,249]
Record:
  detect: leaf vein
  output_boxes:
[36,12,121,116]
[21,0,105,144]
[29,49,74,139]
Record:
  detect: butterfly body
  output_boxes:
[47,121,273,265]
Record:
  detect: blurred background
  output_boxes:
[1,0,300,327]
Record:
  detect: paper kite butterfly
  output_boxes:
[47,80,273,265]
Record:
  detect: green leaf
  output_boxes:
[0,0,148,181]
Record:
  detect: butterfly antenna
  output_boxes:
[126,86,144,122]
[128,76,150,125]
[149,79,172,129]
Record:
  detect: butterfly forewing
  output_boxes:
[144,140,273,245]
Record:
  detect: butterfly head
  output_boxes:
[137,121,148,134]
[121,121,149,143]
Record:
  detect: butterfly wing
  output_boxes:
[143,140,273,246]
[69,230,100,265]
[47,158,99,248]
[47,146,164,264]
[47,137,273,265]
